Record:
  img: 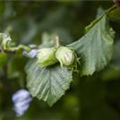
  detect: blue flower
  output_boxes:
[22,49,37,58]
[12,89,32,116]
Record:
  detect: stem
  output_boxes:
[106,5,120,21]
[0,46,4,53]
[0,45,31,54]
[106,5,117,14]
[114,0,120,12]
[54,36,60,48]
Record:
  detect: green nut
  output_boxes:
[55,46,75,67]
[37,48,57,67]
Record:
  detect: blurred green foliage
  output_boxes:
[0,1,120,120]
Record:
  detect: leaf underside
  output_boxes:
[25,59,72,106]
[69,15,115,75]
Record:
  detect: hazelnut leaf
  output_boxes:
[69,15,115,75]
[25,59,72,106]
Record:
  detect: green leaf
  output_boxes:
[111,40,120,69]
[69,15,115,75]
[25,59,72,106]
[0,53,7,69]
[7,55,27,80]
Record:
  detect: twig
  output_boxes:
[114,0,120,12]
[54,36,60,48]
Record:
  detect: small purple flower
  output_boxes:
[12,89,32,116]
[22,49,37,58]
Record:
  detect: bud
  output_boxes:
[55,46,75,67]
[37,48,57,67]
[0,33,11,50]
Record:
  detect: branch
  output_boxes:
[114,0,120,12]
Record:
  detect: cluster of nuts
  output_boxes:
[36,45,75,68]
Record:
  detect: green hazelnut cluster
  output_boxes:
[36,46,76,68]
